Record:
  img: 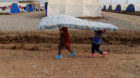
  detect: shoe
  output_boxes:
[70,52,75,57]
[55,55,62,59]
[91,53,95,58]
[103,52,107,57]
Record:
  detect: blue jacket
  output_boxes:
[93,31,104,44]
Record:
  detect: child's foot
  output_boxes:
[70,52,75,57]
[55,55,62,59]
[103,52,107,57]
[90,53,95,58]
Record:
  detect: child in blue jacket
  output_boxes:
[91,29,107,57]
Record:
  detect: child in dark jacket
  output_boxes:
[91,29,107,57]
[55,27,75,59]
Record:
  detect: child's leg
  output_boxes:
[92,43,96,54]
[58,44,64,55]
[95,44,103,55]
[55,44,64,59]
[66,46,72,52]
[66,45,75,57]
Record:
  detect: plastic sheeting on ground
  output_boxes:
[38,15,119,31]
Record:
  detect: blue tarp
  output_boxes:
[108,5,112,10]
[26,4,34,12]
[116,4,121,11]
[126,4,135,12]
[29,5,34,12]
[10,3,20,14]
[45,2,48,16]
[103,5,106,10]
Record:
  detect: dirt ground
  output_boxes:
[0,11,140,78]
[0,44,140,78]
[0,30,139,78]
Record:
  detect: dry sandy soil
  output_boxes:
[0,30,139,78]
[0,11,140,78]
[0,44,140,78]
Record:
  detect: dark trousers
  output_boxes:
[92,43,103,54]
[58,43,71,55]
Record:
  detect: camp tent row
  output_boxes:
[99,0,140,4]
[100,0,140,12]
[102,4,140,12]
[0,2,34,14]
[46,0,102,17]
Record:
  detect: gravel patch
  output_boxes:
[0,11,140,32]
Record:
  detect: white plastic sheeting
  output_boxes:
[134,4,140,11]
[48,0,101,17]
[38,15,119,31]
[18,3,28,12]
[121,4,129,11]
[106,4,109,10]
[128,0,140,4]
[112,4,117,10]
[0,3,11,13]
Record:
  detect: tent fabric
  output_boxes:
[108,5,112,10]
[103,5,106,10]
[101,5,104,10]
[134,4,140,11]
[0,3,12,7]
[18,3,29,12]
[26,4,34,12]
[48,0,101,17]
[38,15,119,31]
[105,5,109,10]
[0,2,20,14]
[126,4,135,12]
[112,4,117,10]
[116,4,121,11]
[0,3,11,13]
[121,4,128,11]
[29,5,34,12]
[99,0,140,5]
[10,3,20,13]
[45,2,48,16]
[100,0,140,12]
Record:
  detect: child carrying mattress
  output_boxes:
[91,29,107,57]
[55,27,75,59]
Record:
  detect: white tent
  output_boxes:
[48,0,101,17]
[0,2,20,14]
[106,4,110,10]
[40,4,45,10]
[99,0,140,5]
[112,4,117,10]
[121,4,129,11]
[134,4,140,12]
[0,3,12,13]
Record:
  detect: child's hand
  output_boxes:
[104,29,107,32]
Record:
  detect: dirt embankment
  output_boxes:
[0,30,140,45]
